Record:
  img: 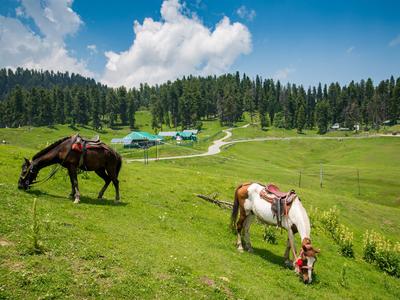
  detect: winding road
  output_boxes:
[126,125,398,163]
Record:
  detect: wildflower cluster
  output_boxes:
[363,230,400,277]
[320,207,354,258]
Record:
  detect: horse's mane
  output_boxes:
[32,137,70,160]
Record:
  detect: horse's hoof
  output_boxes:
[247,247,254,253]
[237,247,244,253]
[73,198,80,204]
[114,200,120,205]
[285,260,294,269]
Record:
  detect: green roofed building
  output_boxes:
[121,131,163,148]
[176,131,197,141]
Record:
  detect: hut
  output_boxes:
[112,131,163,149]
[176,131,197,141]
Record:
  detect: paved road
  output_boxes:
[126,126,398,163]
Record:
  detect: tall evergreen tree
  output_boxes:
[315,100,330,134]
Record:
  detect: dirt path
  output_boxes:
[127,126,398,163]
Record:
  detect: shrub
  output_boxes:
[336,225,354,258]
[320,207,354,258]
[363,230,400,277]
[263,226,278,244]
[320,207,339,237]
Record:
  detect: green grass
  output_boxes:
[1,119,400,299]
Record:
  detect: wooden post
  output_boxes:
[298,170,302,188]
[357,169,360,196]
[320,164,323,188]
[156,141,159,161]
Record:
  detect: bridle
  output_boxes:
[296,249,316,271]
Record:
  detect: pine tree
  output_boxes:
[27,87,40,126]
[73,89,89,125]
[118,87,128,125]
[106,89,118,128]
[38,89,53,126]
[315,100,330,134]
[10,85,25,127]
[54,87,65,124]
[296,104,306,133]
[91,88,101,130]
[128,91,136,130]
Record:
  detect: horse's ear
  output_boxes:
[24,157,30,165]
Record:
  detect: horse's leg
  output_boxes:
[95,168,111,199]
[106,162,120,203]
[284,238,292,267]
[236,207,246,252]
[243,214,255,253]
[68,167,80,204]
[68,168,75,199]
[111,177,120,203]
[287,229,298,271]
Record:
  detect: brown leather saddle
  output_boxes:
[260,184,297,227]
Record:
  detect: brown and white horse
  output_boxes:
[231,183,319,283]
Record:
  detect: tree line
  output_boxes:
[0,68,399,134]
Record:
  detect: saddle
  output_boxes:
[259,184,297,227]
[71,134,103,168]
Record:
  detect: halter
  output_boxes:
[296,249,315,271]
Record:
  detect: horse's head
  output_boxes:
[297,237,320,284]
[18,158,37,190]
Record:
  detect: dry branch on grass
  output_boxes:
[195,194,233,209]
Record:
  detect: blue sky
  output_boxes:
[0,0,399,87]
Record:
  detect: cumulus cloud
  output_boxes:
[389,34,400,47]
[0,0,93,77]
[273,67,295,81]
[101,0,252,87]
[236,5,256,21]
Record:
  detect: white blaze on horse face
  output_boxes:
[307,256,315,283]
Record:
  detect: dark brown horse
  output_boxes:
[18,135,122,204]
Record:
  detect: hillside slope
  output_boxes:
[0,125,399,299]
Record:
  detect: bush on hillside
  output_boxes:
[320,207,354,258]
[363,230,400,277]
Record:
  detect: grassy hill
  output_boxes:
[1,117,399,299]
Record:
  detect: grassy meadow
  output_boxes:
[0,115,399,299]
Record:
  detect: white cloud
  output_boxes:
[87,44,98,54]
[346,46,355,53]
[15,6,25,17]
[101,0,252,87]
[236,5,256,21]
[0,0,93,77]
[273,67,295,81]
[389,34,400,47]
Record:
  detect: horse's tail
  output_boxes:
[231,182,252,231]
[231,186,240,231]
[115,152,122,177]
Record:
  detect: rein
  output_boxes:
[28,135,77,186]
